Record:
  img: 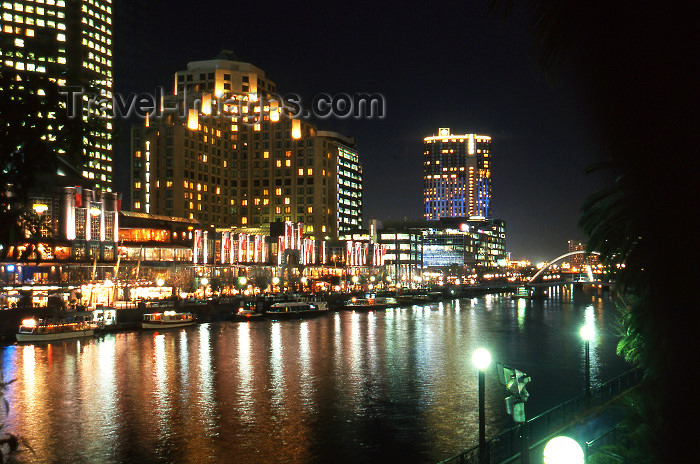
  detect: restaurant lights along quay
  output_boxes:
[2,292,628,463]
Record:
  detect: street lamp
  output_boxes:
[543,436,584,464]
[472,348,491,463]
[580,324,595,398]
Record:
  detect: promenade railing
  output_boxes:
[438,368,643,464]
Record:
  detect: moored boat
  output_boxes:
[141,311,196,329]
[395,294,430,305]
[342,296,397,311]
[16,317,96,342]
[232,301,265,321]
[265,301,328,319]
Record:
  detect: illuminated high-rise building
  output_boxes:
[423,128,491,220]
[0,0,114,190]
[130,51,362,240]
[317,131,363,235]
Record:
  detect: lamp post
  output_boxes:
[472,348,491,463]
[580,324,595,398]
[543,436,584,464]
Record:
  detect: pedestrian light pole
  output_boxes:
[472,348,491,463]
[580,324,595,398]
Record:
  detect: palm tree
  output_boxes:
[493,1,700,461]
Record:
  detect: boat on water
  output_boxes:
[232,301,265,321]
[511,286,548,300]
[395,294,431,305]
[342,295,397,311]
[265,301,329,319]
[141,311,196,329]
[16,317,97,342]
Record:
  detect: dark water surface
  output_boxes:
[2,292,629,463]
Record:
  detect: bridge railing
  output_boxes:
[438,368,643,464]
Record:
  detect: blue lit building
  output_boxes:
[423,128,491,220]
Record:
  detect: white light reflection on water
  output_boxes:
[178,330,189,381]
[236,321,254,425]
[89,336,117,457]
[583,305,602,389]
[270,322,284,407]
[298,321,315,414]
[518,298,527,329]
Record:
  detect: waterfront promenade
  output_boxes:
[439,369,642,463]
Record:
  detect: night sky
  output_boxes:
[113,1,608,263]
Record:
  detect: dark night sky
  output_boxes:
[113,1,609,263]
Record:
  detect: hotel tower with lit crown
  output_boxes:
[0,0,114,191]
[130,51,362,240]
[423,128,491,220]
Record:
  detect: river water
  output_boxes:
[1,291,629,463]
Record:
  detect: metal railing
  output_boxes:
[438,368,643,464]
[585,426,627,462]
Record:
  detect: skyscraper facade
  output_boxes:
[130,51,362,240]
[0,0,114,191]
[317,131,362,235]
[423,127,491,220]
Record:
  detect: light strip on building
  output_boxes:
[145,140,151,213]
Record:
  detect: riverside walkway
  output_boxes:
[439,369,642,464]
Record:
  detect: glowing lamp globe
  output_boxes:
[156,278,165,287]
[472,348,491,370]
[543,436,584,464]
[200,278,209,286]
[239,277,248,285]
[580,324,595,341]
[272,277,280,285]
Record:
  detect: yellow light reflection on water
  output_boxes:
[237,321,254,424]
[270,322,285,405]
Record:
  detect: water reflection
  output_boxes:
[2,294,629,463]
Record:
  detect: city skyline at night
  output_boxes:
[111,1,606,263]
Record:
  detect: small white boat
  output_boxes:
[141,311,196,329]
[16,317,96,342]
[266,301,329,319]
